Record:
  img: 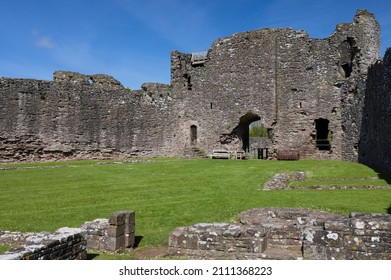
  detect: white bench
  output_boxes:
[211,150,230,159]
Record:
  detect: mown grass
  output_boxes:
[0,159,390,250]
[0,244,12,254]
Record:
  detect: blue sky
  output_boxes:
[1,0,390,89]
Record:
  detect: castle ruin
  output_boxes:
[0,10,390,174]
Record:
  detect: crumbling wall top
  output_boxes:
[53,70,124,88]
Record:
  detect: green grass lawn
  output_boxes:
[0,159,390,250]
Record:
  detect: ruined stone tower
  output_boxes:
[169,9,380,160]
[0,10,385,165]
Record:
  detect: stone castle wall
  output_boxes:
[359,49,391,175]
[0,10,388,167]
[169,9,380,161]
[0,72,176,161]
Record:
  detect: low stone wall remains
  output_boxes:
[0,210,135,260]
[169,208,391,260]
[263,172,390,190]
[0,228,86,260]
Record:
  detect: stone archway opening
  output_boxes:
[219,113,273,156]
[235,112,262,152]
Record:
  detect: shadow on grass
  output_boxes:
[134,236,143,248]
[368,165,391,185]
[380,172,391,185]
[86,252,100,260]
[387,205,391,215]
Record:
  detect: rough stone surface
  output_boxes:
[169,223,268,259]
[81,210,135,252]
[0,227,87,260]
[263,172,390,190]
[359,48,391,175]
[0,210,135,259]
[263,172,305,190]
[0,10,385,165]
[169,208,391,260]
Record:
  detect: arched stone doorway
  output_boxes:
[237,113,262,152]
[220,112,262,152]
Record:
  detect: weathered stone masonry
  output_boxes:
[0,227,87,260]
[169,208,391,260]
[81,210,135,252]
[170,10,380,162]
[0,10,390,174]
[359,49,391,175]
[0,210,135,259]
[0,72,174,161]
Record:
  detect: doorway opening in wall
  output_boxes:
[234,113,261,153]
[190,125,197,145]
[220,112,272,159]
[249,119,271,159]
[315,118,331,150]
[231,112,273,155]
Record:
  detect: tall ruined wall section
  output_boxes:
[359,49,391,175]
[0,71,176,162]
[170,9,380,160]
[337,11,381,161]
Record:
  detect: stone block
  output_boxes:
[125,223,135,235]
[367,219,391,230]
[168,228,187,248]
[86,237,102,251]
[245,227,267,237]
[343,235,366,252]
[324,247,346,260]
[112,210,135,225]
[108,212,126,226]
[251,237,267,253]
[107,224,125,237]
[222,228,241,238]
[302,243,327,260]
[197,240,209,250]
[268,225,301,240]
[125,211,136,225]
[267,238,302,246]
[103,235,125,252]
[174,233,196,250]
[366,243,391,254]
[324,218,351,232]
[265,244,303,259]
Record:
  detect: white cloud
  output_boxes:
[36,36,55,49]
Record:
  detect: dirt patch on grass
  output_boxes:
[133,247,169,259]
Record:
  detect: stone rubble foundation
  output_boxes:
[0,210,135,260]
[169,208,391,260]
